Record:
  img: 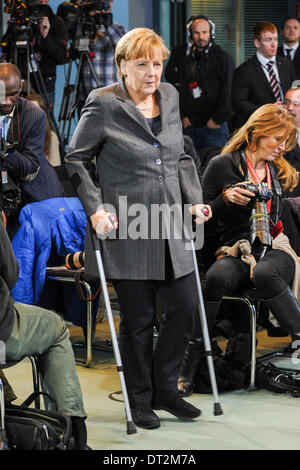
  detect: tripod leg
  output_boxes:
[190,239,223,416]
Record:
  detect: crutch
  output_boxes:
[189,206,223,416]
[90,219,137,435]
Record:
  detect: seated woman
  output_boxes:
[179,103,300,396]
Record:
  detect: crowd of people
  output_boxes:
[0,1,300,448]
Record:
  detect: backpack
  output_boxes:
[1,391,75,450]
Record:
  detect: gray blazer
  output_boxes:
[65,79,203,280]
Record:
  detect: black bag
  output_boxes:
[255,361,300,397]
[2,174,22,218]
[194,334,252,393]
[4,392,75,450]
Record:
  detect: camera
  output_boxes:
[232,182,273,250]
[58,0,112,43]
[2,0,49,44]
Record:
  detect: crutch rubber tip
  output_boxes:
[127,421,138,435]
[214,403,224,416]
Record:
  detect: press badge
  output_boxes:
[1,171,8,184]
[192,87,202,99]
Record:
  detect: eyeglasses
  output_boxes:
[283,99,300,106]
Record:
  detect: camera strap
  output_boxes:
[245,153,272,212]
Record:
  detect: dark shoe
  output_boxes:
[131,405,160,430]
[178,340,205,397]
[152,391,201,420]
[178,339,222,397]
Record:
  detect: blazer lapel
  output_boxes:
[276,56,289,93]
[114,79,155,137]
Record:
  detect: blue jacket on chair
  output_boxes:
[11,197,87,305]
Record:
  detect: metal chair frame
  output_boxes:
[0,356,41,407]
[222,291,260,391]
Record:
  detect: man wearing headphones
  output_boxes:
[179,15,235,152]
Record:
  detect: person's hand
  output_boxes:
[182,117,192,129]
[40,17,50,38]
[223,181,255,206]
[206,118,221,129]
[90,210,118,235]
[190,204,212,224]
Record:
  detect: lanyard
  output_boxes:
[245,153,272,213]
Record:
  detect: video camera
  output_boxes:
[232,182,273,250]
[58,0,112,42]
[3,0,49,43]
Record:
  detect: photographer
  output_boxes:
[179,15,235,151]
[179,104,300,396]
[77,0,125,114]
[1,0,68,108]
[0,63,64,238]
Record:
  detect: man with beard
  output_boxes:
[179,15,235,151]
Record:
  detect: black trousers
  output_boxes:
[113,271,198,408]
[202,248,295,302]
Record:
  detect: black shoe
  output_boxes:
[152,391,201,420]
[131,405,160,430]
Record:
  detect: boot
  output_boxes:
[70,417,90,450]
[264,286,300,351]
[178,300,221,397]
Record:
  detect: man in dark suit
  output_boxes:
[278,17,300,80]
[232,22,295,128]
[0,63,64,237]
[282,82,300,197]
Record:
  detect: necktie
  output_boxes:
[286,48,292,60]
[266,61,282,101]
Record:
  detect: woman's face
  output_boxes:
[121,47,164,99]
[256,132,288,161]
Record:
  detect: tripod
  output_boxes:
[10,38,65,161]
[58,39,100,150]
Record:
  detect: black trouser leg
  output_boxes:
[113,273,197,408]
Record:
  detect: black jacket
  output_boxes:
[179,42,235,127]
[0,217,18,342]
[165,42,189,90]
[33,6,68,92]
[232,55,295,127]
[277,45,300,80]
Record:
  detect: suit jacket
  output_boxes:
[3,98,64,206]
[277,45,300,80]
[165,42,189,90]
[65,80,203,280]
[232,54,295,127]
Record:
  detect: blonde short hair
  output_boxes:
[115,27,169,78]
[222,103,299,191]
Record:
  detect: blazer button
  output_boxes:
[153,142,159,147]
[155,158,162,165]
[158,176,164,182]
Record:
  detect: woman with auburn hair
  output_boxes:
[65,27,212,429]
[179,103,300,396]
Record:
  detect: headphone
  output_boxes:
[187,15,216,41]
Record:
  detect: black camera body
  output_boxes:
[231,182,273,250]
[235,182,273,205]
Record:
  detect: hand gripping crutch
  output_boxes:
[189,207,223,416]
[90,220,137,435]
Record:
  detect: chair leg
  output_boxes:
[73,280,93,368]
[28,356,41,408]
[222,296,257,391]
